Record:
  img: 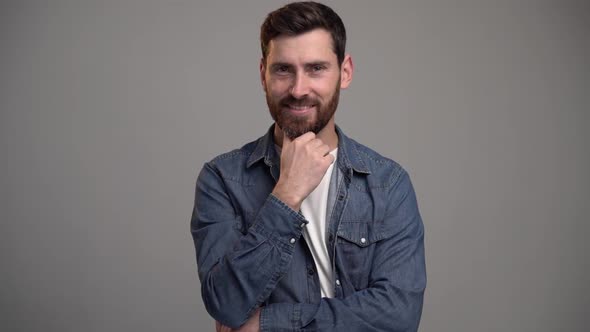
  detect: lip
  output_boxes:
[283,104,316,115]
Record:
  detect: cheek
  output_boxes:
[315,86,335,100]
[315,77,340,96]
[268,81,290,97]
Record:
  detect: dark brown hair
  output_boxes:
[260,1,347,66]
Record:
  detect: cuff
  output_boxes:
[251,194,308,250]
[260,303,318,332]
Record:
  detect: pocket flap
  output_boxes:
[337,222,389,247]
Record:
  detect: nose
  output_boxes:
[290,72,310,99]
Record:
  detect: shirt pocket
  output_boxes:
[336,221,382,290]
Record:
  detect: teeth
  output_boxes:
[289,105,313,109]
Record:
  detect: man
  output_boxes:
[191,2,426,331]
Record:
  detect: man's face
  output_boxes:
[261,29,352,139]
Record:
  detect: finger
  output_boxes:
[316,144,331,156]
[325,152,336,164]
[307,138,325,149]
[282,132,293,147]
[215,321,230,332]
[294,131,315,143]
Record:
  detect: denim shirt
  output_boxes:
[191,125,426,332]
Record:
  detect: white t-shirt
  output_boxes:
[300,148,338,298]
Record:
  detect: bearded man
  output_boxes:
[190,2,426,331]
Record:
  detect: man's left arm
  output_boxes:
[259,170,426,332]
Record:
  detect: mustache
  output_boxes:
[279,96,319,107]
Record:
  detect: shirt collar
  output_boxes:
[246,124,371,175]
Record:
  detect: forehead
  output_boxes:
[266,28,337,64]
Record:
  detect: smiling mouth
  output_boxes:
[284,104,315,112]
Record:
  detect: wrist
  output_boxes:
[271,184,302,211]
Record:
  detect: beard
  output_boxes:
[266,82,340,140]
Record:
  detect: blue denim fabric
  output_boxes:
[191,125,426,331]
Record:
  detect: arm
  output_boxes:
[191,161,307,328]
[259,170,426,332]
[192,133,334,329]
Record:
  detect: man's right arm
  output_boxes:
[192,133,333,329]
[191,161,306,329]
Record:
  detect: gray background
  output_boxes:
[1,0,588,331]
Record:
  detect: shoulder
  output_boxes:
[198,133,271,189]
[346,136,409,190]
[205,139,259,171]
[209,140,257,164]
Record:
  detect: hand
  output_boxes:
[215,308,261,332]
[216,321,231,332]
[272,132,335,211]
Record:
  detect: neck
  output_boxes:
[274,118,339,150]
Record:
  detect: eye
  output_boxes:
[312,64,326,72]
[274,65,290,74]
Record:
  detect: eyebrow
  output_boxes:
[304,61,332,72]
[269,62,293,71]
[269,61,332,70]
[306,61,331,68]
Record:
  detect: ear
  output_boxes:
[339,54,353,89]
[260,58,267,91]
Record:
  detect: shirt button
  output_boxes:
[290,238,296,244]
[360,237,366,244]
[335,279,341,286]
[308,268,314,276]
